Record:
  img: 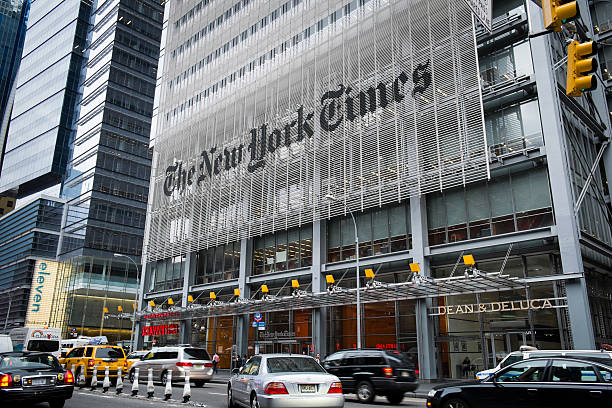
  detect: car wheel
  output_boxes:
[250,393,260,408]
[194,380,206,387]
[356,381,375,404]
[443,398,471,408]
[386,392,404,405]
[227,386,235,408]
[48,399,66,408]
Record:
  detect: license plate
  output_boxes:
[401,371,409,377]
[300,384,316,393]
[32,378,46,386]
[194,365,203,369]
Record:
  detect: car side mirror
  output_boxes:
[140,356,146,360]
[231,368,240,375]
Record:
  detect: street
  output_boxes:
[48,382,427,408]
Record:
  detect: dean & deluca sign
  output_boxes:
[429,297,565,316]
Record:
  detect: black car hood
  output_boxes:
[433,380,481,390]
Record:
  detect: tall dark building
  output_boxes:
[50,0,164,343]
[0,0,28,183]
[0,0,91,198]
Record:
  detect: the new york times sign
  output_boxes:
[163,62,432,197]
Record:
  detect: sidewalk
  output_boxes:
[212,369,457,398]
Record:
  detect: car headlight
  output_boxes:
[428,389,437,398]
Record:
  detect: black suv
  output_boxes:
[323,349,418,404]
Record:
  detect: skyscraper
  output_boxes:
[0,0,28,207]
[50,0,164,343]
[0,0,91,198]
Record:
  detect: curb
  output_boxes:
[75,388,207,407]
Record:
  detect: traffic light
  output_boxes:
[567,40,598,97]
[542,0,578,32]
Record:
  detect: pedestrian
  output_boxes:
[461,356,471,378]
[212,352,220,374]
[316,353,321,364]
[242,354,247,366]
[234,354,242,368]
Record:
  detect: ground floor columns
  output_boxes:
[312,219,327,358]
[236,238,251,357]
[411,196,437,380]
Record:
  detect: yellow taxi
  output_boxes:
[61,345,126,381]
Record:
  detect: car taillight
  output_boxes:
[65,370,74,384]
[264,382,288,394]
[0,374,12,388]
[88,359,95,367]
[415,369,420,378]
[204,362,213,368]
[176,362,193,367]
[124,361,128,368]
[328,382,342,394]
[383,367,393,378]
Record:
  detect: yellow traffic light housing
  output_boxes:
[567,41,598,97]
[542,0,578,32]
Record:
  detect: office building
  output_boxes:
[49,0,164,344]
[0,194,66,332]
[0,0,28,180]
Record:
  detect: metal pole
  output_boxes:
[115,254,140,352]
[348,210,361,350]
[4,293,12,332]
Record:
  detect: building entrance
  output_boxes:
[485,330,531,369]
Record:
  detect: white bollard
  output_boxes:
[71,365,76,379]
[78,365,86,389]
[147,368,154,398]
[164,370,172,401]
[131,367,139,396]
[90,365,98,390]
[102,366,110,392]
[182,370,191,403]
[116,367,123,394]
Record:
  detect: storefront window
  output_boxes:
[195,241,240,284]
[327,202,411,262]
[428,167,554,245]
[252,224,312,275]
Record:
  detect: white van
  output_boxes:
[60,336,91,357]
[475,345,612,379]
[9,327,62,357]
[0,334,13,353]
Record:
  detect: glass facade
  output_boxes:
[253,225,312,275]
[0,0,28,170]
[0,196,64,332]
[0,0,90,197]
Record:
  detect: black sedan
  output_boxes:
[427,357,612,408]
[0,352,74,408]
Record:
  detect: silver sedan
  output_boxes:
[228,354,344,408]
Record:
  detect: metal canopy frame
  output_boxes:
[137,272,583,323]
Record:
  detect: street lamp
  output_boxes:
[114,253,141,352]
[325,194,362,349]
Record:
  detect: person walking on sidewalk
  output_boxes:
[212,353,220,374]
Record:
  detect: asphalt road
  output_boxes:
[33,382,427,408]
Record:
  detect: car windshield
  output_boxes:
[95,347,125,359]
[267,357,326,373]
[0,354,60,370]
[500,354,523,368]
[183,348,210,360]
[27,340,60,352]
[384,351,415,367]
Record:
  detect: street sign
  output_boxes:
[254,313,263,322]
[252,322,257,327]
[258,321,265,327]
[461,0,492,32]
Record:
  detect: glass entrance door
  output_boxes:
[486,331,529,368]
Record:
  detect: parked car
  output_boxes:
[323,349,418,404]
[0,351,74,408]
[427,357,612,408]
[475,346,612,379]
[60,345,126,382]
[123,350,149,374]
[129,346,213,387]
[228,354,344,408]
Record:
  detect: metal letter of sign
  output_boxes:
[146,0,488,261]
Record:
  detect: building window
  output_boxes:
[252,224,312,275]
[427,167,554,245]
[196,241,241,284]
[152,255,185,291]
[327,202,411,263]
[485,99,543,158]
